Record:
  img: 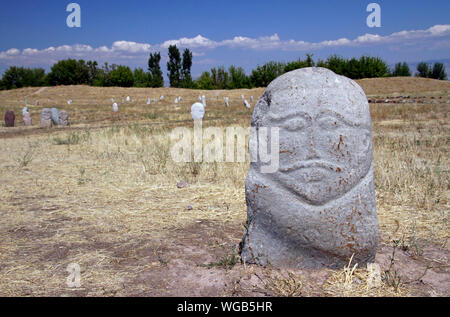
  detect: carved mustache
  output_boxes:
[280,160,342,173]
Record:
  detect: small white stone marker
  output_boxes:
[224,97,230,107]
[244,99,251,108]
[126,96,130,102]
[147,98,151,105]
[191,102,205,120]
[112,103,119,112]
[160,95,165,101]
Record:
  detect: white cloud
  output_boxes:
[161,35,218,49]
[6,48,20,56]
[0,24,448,67]
[112,41,151,53]
[22,48,39,55]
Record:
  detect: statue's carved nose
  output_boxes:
[305,130,320,160]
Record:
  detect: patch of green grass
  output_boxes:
[144,112,158,120]
[201,246,239,270]
[16,142,36,167]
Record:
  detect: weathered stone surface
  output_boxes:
[4,110,15,127]
[40,108,52,128]
[177,180,187,189]
[58,110,69,127]
[51,108,59,125]
[112,103,119,112]
[240,67,378,269]
[23,112,32,126]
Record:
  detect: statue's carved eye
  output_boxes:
[282,117,309,131]
[317,116,341,130]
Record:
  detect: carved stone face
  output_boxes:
[256,68,373,205]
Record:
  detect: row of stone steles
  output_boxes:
[3,108,69,128]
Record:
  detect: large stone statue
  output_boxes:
[240,67,378,269]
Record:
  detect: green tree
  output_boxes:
[357,56,389,78]
[167,45,182,87]
[250,61,285,87]
[110,65,134,87]
[323,55,347,76]
[345,58,361,79]
[228,65,250,89]
[148,52,164,87]
[284,59,309,73]
[284,54,315,73]
[322,55,389,79]
[416,62,431,78]
[92,62,112,87]
[133,68,151,87]
[392,62,411,77]
[47,59,89,85]
[181,48,194,88]
[196,71,214,89]
[0,66,46,89]
[211,66,229,89]
[430,62,447,80]
[86,61,99,85]
[305,53,315,67]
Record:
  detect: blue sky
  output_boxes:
[0,0,449,78]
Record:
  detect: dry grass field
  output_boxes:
[0,77,448,297]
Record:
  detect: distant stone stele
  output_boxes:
[23,112,32,126]
[40,108,52,128]
[5,110,15,127]
[58,110,69,127]
[239,67,378,269]
[51,108,59,125]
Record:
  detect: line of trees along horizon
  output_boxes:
[0,47,447,90]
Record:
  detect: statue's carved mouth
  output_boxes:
[280,160,341,173]
[280,160,342,183]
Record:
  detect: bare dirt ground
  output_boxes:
[0,77,449,297]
